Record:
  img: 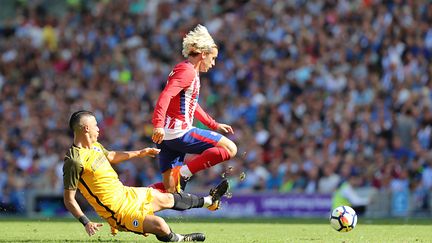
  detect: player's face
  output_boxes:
[85,116,100,143]
[199,48,218,72]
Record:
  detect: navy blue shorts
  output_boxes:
[157,127,223,173]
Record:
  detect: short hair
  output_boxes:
[69,110,94,132]
[182,24,217,58]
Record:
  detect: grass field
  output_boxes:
[0,217,431,242]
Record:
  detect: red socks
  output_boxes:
[148,147,231,190]
[186,147,231,174]
[148,182,167,193]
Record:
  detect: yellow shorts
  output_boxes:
[106,187,154,234]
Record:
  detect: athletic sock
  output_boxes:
[172,192,204,211]
[186,147,231,174]
[203,196,212,207]
[180,165,193,178]
[148,182,167,193]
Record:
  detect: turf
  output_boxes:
[0,218,431,242]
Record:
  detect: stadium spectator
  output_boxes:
[63,110,228,241]
[332,172,370,216]
[318,163,341,194]
[1,0,432,216]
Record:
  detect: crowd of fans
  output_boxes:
[1,0,432,214]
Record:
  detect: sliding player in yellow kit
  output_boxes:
[63,110,228,242]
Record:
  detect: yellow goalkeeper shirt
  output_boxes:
[63,142,125,219]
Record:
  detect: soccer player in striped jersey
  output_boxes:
[151,25,237,207]
[63,110,228,242]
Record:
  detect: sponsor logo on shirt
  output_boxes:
[91,154,106,171]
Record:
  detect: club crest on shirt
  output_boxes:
[133,219,139,227]
[93,146,102,153]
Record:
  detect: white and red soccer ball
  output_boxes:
[330,206,357,232]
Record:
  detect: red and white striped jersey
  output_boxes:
[152,60,218,140]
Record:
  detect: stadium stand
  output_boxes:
[1,0,432,217]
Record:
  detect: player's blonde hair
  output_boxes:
[182,24,217,58]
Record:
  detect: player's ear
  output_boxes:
[82,124,90,133]
[200,52,207,59]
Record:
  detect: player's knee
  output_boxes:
[152,189,174,210]
[218,137,237,159]
[160,193,175,208]
[225,140,237,158]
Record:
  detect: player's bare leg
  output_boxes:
[151,189,175,211]
[163,166,188,193]
[162,168,178,193]
[142,215,205,242]
[216,136,237,158]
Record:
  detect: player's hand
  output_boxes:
[152,128,165,144]
[140,148,160,157]
[84,222,103,236]
[216,123,234,134]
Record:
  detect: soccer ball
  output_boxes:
[329,206,357,232]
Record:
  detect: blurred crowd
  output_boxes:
[1,0,432,214]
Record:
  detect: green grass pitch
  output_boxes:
[0,218,431,242]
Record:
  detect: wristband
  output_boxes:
[78,215,90,226]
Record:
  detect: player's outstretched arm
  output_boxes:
[194,104,219,130]
[106,148,160,164]
[194,104,234,134]
[63,189,103,236]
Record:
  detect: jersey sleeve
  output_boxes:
[63,156,83,190]
[152,66,196,128]
[194,104,219,130]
